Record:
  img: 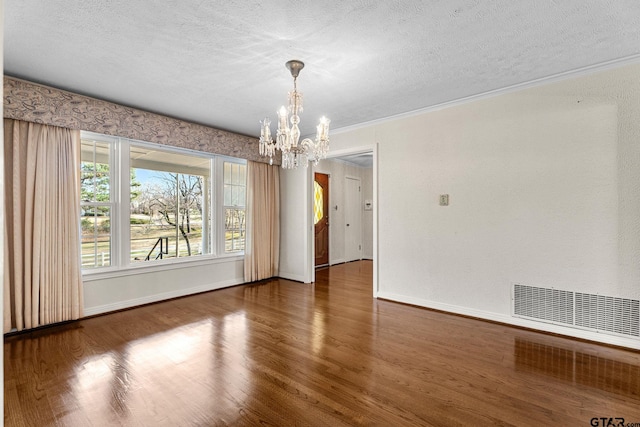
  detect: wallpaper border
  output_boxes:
[3,76,277,164]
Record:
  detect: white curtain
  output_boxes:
[244,161,280,282]
[4,119,84,332]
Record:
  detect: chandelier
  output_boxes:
[259,60,330,169]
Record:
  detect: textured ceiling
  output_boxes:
[335,153,374,169]
[4,1,640,139]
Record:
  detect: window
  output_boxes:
[223,162,246,253]
[80,131,246,271]
[313,180,323,225]
[130,145,211,262]
[81,136,115,268]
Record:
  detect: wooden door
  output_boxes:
[314,173,329,266]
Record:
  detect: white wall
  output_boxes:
[314,159,373,263]
[328,62,640,349]
[83,257,244,315]
[361,166,374,260]
[279,165,313,283]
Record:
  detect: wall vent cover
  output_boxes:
[513,284,640,339]
[513,284,573,325]
[575,293,640,337]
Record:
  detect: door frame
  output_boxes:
[309,144,378,297]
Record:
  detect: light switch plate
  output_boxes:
[439,194,449,206]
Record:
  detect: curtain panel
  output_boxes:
[4,119,84,332]
[244,161,280,282]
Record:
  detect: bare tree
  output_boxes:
[148,172,203,256]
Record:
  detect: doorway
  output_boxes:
[307,145,377,296]
[314,172,330,267]
[344,176,362,262]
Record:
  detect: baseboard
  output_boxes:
[83,278,244,317]
[329,258,345,265]
[376,291,640,350]
[278,271,310,283]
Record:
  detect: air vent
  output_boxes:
[575,293,640,337]
[513,284,640,339]
[513,284,573,325]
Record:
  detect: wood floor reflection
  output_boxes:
[5,260,640,426]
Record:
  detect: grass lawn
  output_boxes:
[82,215,205,267]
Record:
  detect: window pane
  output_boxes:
[231,186,239,206]
[238,164,247,186]
[237,187,246,208]
[81,140,110,203]
[224,184,232,206]
[224,162,232,183]
[223,162,246,207]
[81,206,111,268]
[81,171,95,202]
[314,181,323,225]
[81,137,112,269]
[223,161,246,253]
[129,144,208,262]
[232,163,240,185]
[131,170,205,262]
[225,208,245,252]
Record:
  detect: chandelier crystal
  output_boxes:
[259,60,330,169]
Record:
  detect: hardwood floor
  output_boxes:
[5,260,640,426]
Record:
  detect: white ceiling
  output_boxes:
[334,152,374,169]
[4,1,640,139]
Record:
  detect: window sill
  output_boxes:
[82,253,244,282]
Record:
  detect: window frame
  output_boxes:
[80,133,119,271]
[127,139,213,263]
[80,131,247,277]
[215,156,247,255]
